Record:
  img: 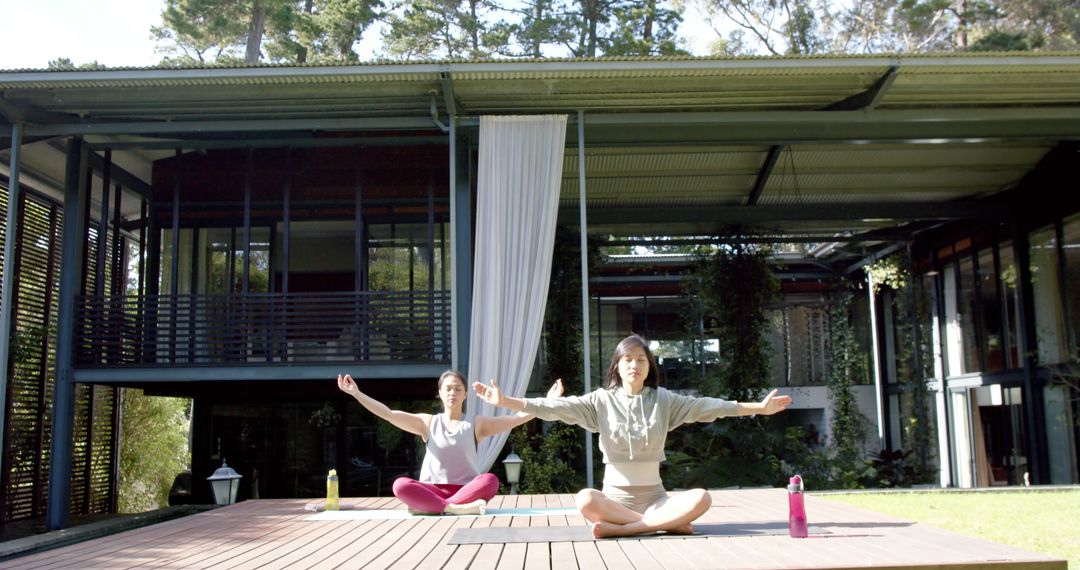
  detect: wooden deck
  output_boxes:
[0,489,1065,569]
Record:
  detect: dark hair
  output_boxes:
[437,370,466,390]
[603,334,660,390]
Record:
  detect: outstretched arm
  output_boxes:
[474,379,563,439]
[735,389,792,416]
[472,378,528,412]
[337,374,430,438]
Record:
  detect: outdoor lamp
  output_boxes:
[207,460,243,505]
[502,451,523,495]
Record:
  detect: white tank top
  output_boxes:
[418,414,482,485]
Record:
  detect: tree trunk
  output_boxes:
[644,0,656,46]
[297,0,314,64]
[246,0,267,65]
[532,1,543,58]
[585,0,598,57]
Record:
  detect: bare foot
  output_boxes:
[592,521,622,538]
[664,522,694,535]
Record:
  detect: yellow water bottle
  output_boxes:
[326,469,340,511]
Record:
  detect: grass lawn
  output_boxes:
[819,490,1080,570]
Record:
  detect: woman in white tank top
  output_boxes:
[337,370,562,515]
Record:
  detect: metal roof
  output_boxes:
[2,53,1079,256]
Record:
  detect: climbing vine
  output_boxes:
[866,252,935,483]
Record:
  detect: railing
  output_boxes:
[74,291,450,366]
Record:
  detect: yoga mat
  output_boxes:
[447,522,828,544]
[306,507,579,521]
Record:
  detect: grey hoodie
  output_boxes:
[522,385,738,465]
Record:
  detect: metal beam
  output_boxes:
[47,136,89,531]
[441,71,462,117]
[564,201,1009,226]
[26,116,439,137]
[824,66,899,111]
[0,94,71,125]
[573,109,1080,145]
[746,145,783,205]
[0,123,23,474]
[21,107,1080,143]
[71,363,449,383]
[85,146,152,198]
[843,241,908,275]
[86,135,447,151]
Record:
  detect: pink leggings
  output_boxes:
[392,473,499,514]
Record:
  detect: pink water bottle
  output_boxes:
[787,474,808,538]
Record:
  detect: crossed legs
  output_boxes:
[393,473,499,515]
[576,487,711,538]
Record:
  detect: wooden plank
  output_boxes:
[415,514,484,568]
[256,519,374,569]
[614,540,666,570]
[290,519,403,569]
[550,542,580,570]
[444,515,495,570]
[0,493,1066,570]
[571,541,606,570]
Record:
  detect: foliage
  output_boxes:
[119,390,191,513]
[688,241,778,402]
[383,0,505,60]
[148,0,1080,64]
[660,237,801,489]
[47,58,107,70]
[824,290,872,488]
[505,421,583,493]
[865,448,920,487]
[502,227,595,491]
[866,253,936,483]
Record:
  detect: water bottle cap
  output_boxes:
[787,474,804,492]
[329,469,337,477]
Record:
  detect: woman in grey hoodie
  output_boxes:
[474,334,791,538]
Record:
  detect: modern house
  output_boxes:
[1,54,1078,530]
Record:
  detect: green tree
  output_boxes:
[604,0,687,55]
[47,58,107,70]
[382,0,508,60]
[699,0,829,55]
[153,0,253,64]
[119,390,191,513]
[266,0,385,63]
[505,0,575,57]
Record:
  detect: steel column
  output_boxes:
[577,111,595,489]
[47,136,89,530]
[0,122,24,470]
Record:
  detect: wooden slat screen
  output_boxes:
[1,184,121,524]
[74,290,451,366]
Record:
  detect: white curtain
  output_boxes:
[466,115,567,471]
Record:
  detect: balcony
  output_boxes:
[74,291,450,367]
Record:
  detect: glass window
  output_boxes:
[958,255,981,373]
[778,305,828,387]
[368,223,447,293]
[978,248,1004,372]
[1062,213,1080,359]
[1044,384,1078,484]
[998,243,1021,369]
[1029,226,1067,364]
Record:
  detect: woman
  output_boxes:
[337,370,561,515]
[473,334,791,537]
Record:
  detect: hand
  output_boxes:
[546,378,564,398]
[472,378,502,406]
[337,374,360,396]
[759,389,792,415]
